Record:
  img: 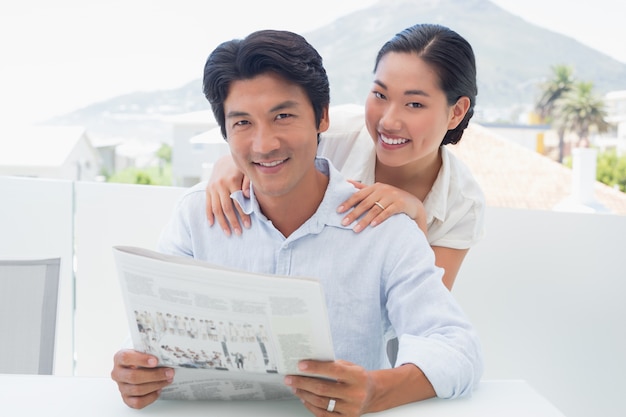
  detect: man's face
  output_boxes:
[223,72,329,200]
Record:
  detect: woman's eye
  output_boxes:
[407,102,423,109]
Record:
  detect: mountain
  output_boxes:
[310,0,626,107]
[47,0,626,143]
[45,80,209,143]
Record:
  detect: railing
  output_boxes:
[1,176,624,417]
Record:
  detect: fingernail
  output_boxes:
[353,224,362,233]
[298,362,308,371]
[165,369,174,379]
[337,205,344,212]
[284,376,292,385]
[341,218,350,226]
[243,220,251,229]
[234,228,242,236]
[148,358,157,366]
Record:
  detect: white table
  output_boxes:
[0,375,566,416]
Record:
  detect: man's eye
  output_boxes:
[276,113,292,120]
[373,91,386,100]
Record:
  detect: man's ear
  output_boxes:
[318,106,330,133]
[448,97,471,130]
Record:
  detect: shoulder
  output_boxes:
[441,147,485,205]
[375,211,430,248]
[170,182,209,217]
[178,181,208,202]
[426,148,486,248]
[368,212,438,281]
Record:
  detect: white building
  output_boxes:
[0,126,102,181]
[604,89,626,129]
[188,127,230,182]
[600,90,626,154]
[164,110,219,187]
[480,122,549,152]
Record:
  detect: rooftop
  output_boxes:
[450,123,626,215]
[0,126,87,167]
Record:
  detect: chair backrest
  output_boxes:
[0,258,61,374]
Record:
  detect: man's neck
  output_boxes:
[256,168,329,237]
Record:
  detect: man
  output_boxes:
[111,29,482,416]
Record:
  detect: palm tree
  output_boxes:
[535,65,575,162]
[553,81,610,148]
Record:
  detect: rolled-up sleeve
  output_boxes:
[384,227,483,398]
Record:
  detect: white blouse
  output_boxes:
[318,104,486,249]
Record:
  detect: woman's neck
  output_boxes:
[374,148,442,201]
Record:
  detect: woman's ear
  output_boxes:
[448,96,471,130]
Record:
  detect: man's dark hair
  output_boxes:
[203,29,330,139]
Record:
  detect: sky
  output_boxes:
[1,0,623,125]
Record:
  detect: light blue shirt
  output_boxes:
[157,158,482,398]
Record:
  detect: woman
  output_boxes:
[205,23,485,289]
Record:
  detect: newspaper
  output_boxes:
[112,245,335,401]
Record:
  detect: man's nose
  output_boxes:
[250,124,280,154]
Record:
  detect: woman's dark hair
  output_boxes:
[203,30,330,139]
[375,23,477,145]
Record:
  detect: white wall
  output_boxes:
[454,207,626,417]
[482,124,546,151]
[0,176,74,375]
[73,181,185,376]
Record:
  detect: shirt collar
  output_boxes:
[231,157,355,234]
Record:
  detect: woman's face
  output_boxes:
[365,52,465,168]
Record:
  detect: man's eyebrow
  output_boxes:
[225,110,250,119]
[225,101,300,119]
[373,79,430,97]
[269,100,299,113]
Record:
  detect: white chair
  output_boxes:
[0,258,61,374]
